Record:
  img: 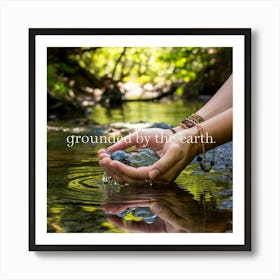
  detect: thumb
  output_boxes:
[148,145,181,180]
[149,169,160,180]
[150,202,178,226]
[107,132,136,152]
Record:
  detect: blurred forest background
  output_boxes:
[47,47,232,120]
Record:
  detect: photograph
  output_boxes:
[29,28,251,250]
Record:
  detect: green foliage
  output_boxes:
[47,46,232,101]
[47,63,69,95]
[72,47,230,86]
[175,86,184,96]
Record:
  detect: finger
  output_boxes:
[98,152,111,160]
[102,204,129,214]
[113,174,145,185]
[99,162,115,178]
[150,202,186,230]
[107,132,137,152]
[110,174,126,184]
[97,148,106,155]
[106,216,128,231]
[109,160,150,180]
[103,168,126,184]
[102,202,151,214]
[107,216,155,233]
[109,160,162,184]
[102,155,155,184]
[99,156,112,167]
[100,158,126,184]
[149,145,182,180]
[100,158,138,184]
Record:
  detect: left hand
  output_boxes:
[98,127,199,184]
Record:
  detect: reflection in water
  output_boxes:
[102,183,232,233]
[47,143,232,233]
[48,156,232,233]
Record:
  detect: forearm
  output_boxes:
[171,75,232,134]
[199,107,232,151]
[176,107,232,153]
[195,74,232,120]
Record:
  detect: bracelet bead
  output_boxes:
[195,123,214,172]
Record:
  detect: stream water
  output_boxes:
[47,100,232,233]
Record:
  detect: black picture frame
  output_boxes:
[29,28,251,251]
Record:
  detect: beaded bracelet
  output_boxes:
[195,123,215,172]
[191,113,205,123]
[179,113,205,129]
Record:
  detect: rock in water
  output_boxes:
[102,148,160,185]
[110,148,160,167]
[110,150,132,164]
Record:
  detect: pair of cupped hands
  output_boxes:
[102,181,204,233]
[102,199,201,233]
[98,127,199,184]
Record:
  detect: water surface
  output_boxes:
[47,101,232,233]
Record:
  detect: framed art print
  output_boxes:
[29,28,251,251]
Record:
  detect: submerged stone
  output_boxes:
[111,150,132,164]
[133,207,158,224]
[116,207,158,224]
[102,148,159,185]
[109,148,160,167]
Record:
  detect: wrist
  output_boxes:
[170,126,185,133]
[174,126,201,156]
[166,126,184,137]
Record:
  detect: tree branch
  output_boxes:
[111,47,127,81]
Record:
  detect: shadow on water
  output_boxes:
[47,101,232,233]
